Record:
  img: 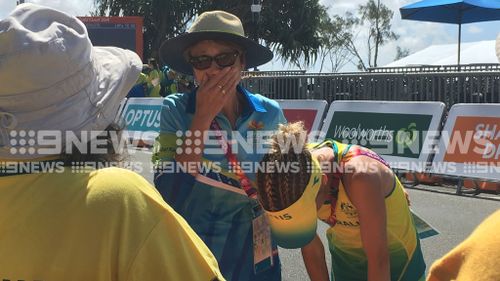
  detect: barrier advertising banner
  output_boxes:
[320,101,446,171]
[432,104,500,181]
[120,98,163,144]
[276,100,328,135]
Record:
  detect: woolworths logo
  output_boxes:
[332,124,394,145]
[396,123,418,148]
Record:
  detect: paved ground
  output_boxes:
[279,187,500,280]
[129,148,500,280]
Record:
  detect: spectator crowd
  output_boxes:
[127,58,195,98]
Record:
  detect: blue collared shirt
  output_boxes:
[152,84,285,281]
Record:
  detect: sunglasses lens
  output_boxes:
[215,52,238,67]
[189,51,239,70]
[189,56,212,70]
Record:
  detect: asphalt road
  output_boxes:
[128,148,500,281]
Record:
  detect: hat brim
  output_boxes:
[90,47,142,131]
[159,31,273,75]
[264,158,322,249]
[267,204,318,249]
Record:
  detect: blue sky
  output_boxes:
[1,0,499,71]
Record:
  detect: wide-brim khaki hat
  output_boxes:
[159,10,273,75]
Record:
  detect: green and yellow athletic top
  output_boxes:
[314,139,426,281]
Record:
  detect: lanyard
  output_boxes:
[210,119,258,199]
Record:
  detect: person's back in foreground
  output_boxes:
[0,4,224,281]
[427,210,500,281]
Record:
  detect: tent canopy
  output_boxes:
[385,40,497,67]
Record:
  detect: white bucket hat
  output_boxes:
[0,3,141,160]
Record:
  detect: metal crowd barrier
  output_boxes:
[368,64,500,73]
[242,70,306,77]
[241,67,500,109]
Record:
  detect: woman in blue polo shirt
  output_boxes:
[152,10,286,281]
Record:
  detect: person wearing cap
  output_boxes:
[0,4,224,281]
[256,122,426,281]
[152,10,286,281]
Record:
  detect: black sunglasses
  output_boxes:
[188,51,240,70]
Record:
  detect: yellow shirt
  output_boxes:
[427,210,500,281]
[135,72,148,85]
[147,69,161,97]
[0,166,224,281]
[315,140,425,281]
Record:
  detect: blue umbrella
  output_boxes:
[400,0,500,65]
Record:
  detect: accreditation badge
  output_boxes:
[252,213,273,274]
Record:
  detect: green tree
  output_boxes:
[257,0,323,67]
[93,0,204,60]
[93,0,324,68]
[317,0,399,72]
[358,0,399,69]
[317,11,359,72]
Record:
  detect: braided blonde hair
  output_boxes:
[256,122,312,211]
